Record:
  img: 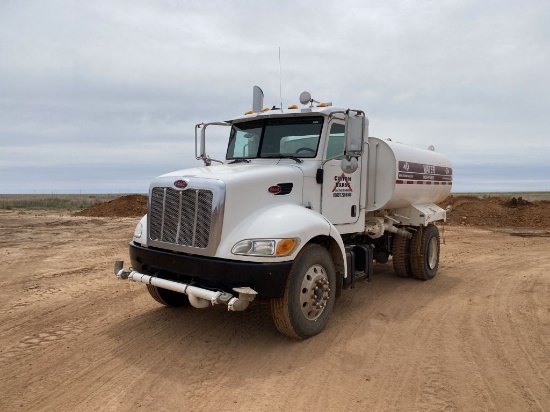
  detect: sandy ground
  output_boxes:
[1,210,549,411]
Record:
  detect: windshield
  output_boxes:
[226,116,324,160]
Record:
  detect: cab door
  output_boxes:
[321,122,362,225]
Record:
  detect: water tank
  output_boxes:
[366,137,453,211]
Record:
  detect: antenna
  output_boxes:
[279,47,283,111]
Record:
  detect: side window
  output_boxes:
[326,123,345,160]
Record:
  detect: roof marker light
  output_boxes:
[288,104,298,109]
[261,107,270,112]
[244,110,254,115]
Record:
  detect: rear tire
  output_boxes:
[146,284,190,307]
[270,244,336,340]
[410,224,440,280]
[392,234,412,278]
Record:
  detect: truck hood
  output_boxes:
[151,163,306,258]
[159,163,304,188]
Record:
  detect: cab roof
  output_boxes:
[227,106,348,124]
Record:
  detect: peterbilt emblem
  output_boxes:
[174,180,188,189]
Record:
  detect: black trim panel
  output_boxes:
[274,182,293,195]
[129,242,292,299]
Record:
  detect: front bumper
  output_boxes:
[129,242,292,298]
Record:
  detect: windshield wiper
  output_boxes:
[263,155,303,163]
[229,159,251,164]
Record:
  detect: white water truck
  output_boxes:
[115,87,452,339]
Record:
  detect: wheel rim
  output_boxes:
[427,236,439,270]
[299,264,330,320]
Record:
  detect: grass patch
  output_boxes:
[452,192,550,202]
[0,194,129,211]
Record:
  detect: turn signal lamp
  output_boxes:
[288,104,298,109]
[276,239,297,255]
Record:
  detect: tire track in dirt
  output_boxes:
[409,305,460,412]
[1,212,550,411]
[455,233,549,411]
[3,287,166,411]
[360,276,460,411]
[506,260,550,392]
[1,266,115,315]
[0,319,86,363]
[493,256,549,410]
[30,298,278,411]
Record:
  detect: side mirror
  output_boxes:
[200,126,206,158]
[194,122,231,166]
[344,111,365,155]
[194,123,210,165]
[341,156,359,174]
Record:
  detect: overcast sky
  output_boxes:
[1,0,549,194]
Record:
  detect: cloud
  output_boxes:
[0,0,549,193]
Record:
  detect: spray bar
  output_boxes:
[114,261,257,312]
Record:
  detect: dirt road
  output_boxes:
[1,211,549,411]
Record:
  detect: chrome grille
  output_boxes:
[149,187,213,248]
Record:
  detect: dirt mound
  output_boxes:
[73,193,550,229]
[504,196,532,207]
[439,195,550,228]
[73,195,147,218]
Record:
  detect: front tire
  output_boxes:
[270,244,336,339]
[146,284,190,307]
[410,224,440,280]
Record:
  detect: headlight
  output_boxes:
[133,222,143,239]
[232,238,299,257]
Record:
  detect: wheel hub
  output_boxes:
[300,264,330,320]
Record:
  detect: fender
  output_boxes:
[216,203,345,270]
[328,222,347,279]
